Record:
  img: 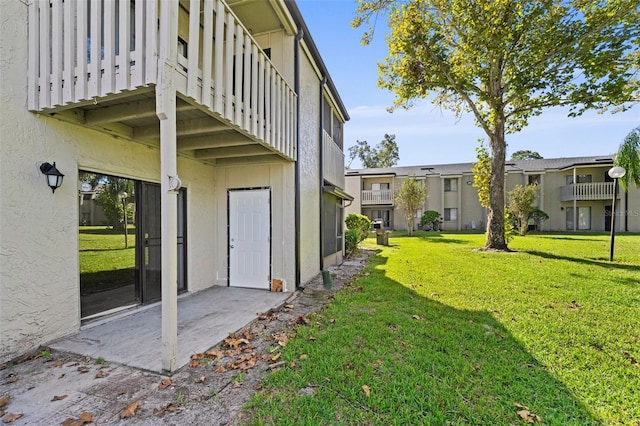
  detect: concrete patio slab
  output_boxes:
[49,286,291,373]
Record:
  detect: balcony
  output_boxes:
[27,0,296,163]
[323,130,345,188]
[362,189,394,205]
[561,182,615,201]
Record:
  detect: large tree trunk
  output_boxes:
[484,117,508,250]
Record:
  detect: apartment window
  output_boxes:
[528,174,541,185]
[371,183,390,191]
[444,208,458,221]
[444,178,458,192]
[566,207,591,230]
[566,174,592,185]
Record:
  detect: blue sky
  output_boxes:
[296,0,640,168]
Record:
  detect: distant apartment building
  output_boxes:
[345,156,640,233]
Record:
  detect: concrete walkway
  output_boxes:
[50,286,291,373]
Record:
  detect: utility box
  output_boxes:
[376,229,389,246]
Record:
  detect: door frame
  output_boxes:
[136,183,188,304]
[227,187,272,289]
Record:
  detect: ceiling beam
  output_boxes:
[134,117,229,140]
[213,154,286,166]
[85,99,194,125]
[195,145,270,159]
[178,135,253,151]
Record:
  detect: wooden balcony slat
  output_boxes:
[103,0,116,96]
[116,0,131,93]
[27,1,38,110]
[187,0,200,101]
[63,0,75,104]
[39,0,51,109]
[144,0,157,85]
[224,13,234,121]
[76,1,88,101]
[132,0,145,87]
[201,0,215,109]
[51,0,63,106]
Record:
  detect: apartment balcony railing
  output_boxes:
[362,189,394,205]
[323,130,345,188]
[27,0,296,160]
[561,182,615,201]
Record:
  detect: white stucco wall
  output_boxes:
[297,46,322,285]
[0,0,221,361]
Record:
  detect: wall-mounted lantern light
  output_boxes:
[39,162,64,193]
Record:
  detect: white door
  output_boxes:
[229,189,271,289]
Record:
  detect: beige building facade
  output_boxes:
[345,156,640,233]
[0,0,350,369]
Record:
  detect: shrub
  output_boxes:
[528,208,549,230]
[420,210,442,231]
[345,229,359,256]
[345,213,372,243]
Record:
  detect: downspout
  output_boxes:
[319,75,327,270]
[294,28,303,288]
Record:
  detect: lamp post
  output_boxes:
[118,191,128,248]
[608,166,626,261]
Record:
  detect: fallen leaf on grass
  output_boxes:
[269,352,281,363]
[292,315,310,325]
[514,403,542,423]
[622,351,638,365]
[61,412,93,426]
[51,394,68,401]
[308,335,316,341]
[158,378,173,389]
[95,370,109,379]
[1,413,22,423]
[567,300,582,310]
[120,401,141,419]
[412,315,422,320]
[362,385,371,398]
[299,354,308,360]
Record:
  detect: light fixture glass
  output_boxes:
[608,166,626,179]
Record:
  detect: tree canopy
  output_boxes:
[614,126,640,190]
[394,176,427,236]
[511,150,543,161]
[353,0,639,250]
[348,133,400,168]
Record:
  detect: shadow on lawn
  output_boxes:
[340,254,600,424]
[525,250,639,271]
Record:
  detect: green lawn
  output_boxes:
[79,226,135,295]
[244,232,639,425]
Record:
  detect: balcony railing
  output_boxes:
[362,189,394,205]
[27,0,296,160]
[323,130,345,188]
[561,182,615,201]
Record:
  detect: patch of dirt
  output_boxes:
[0,250,373,425]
